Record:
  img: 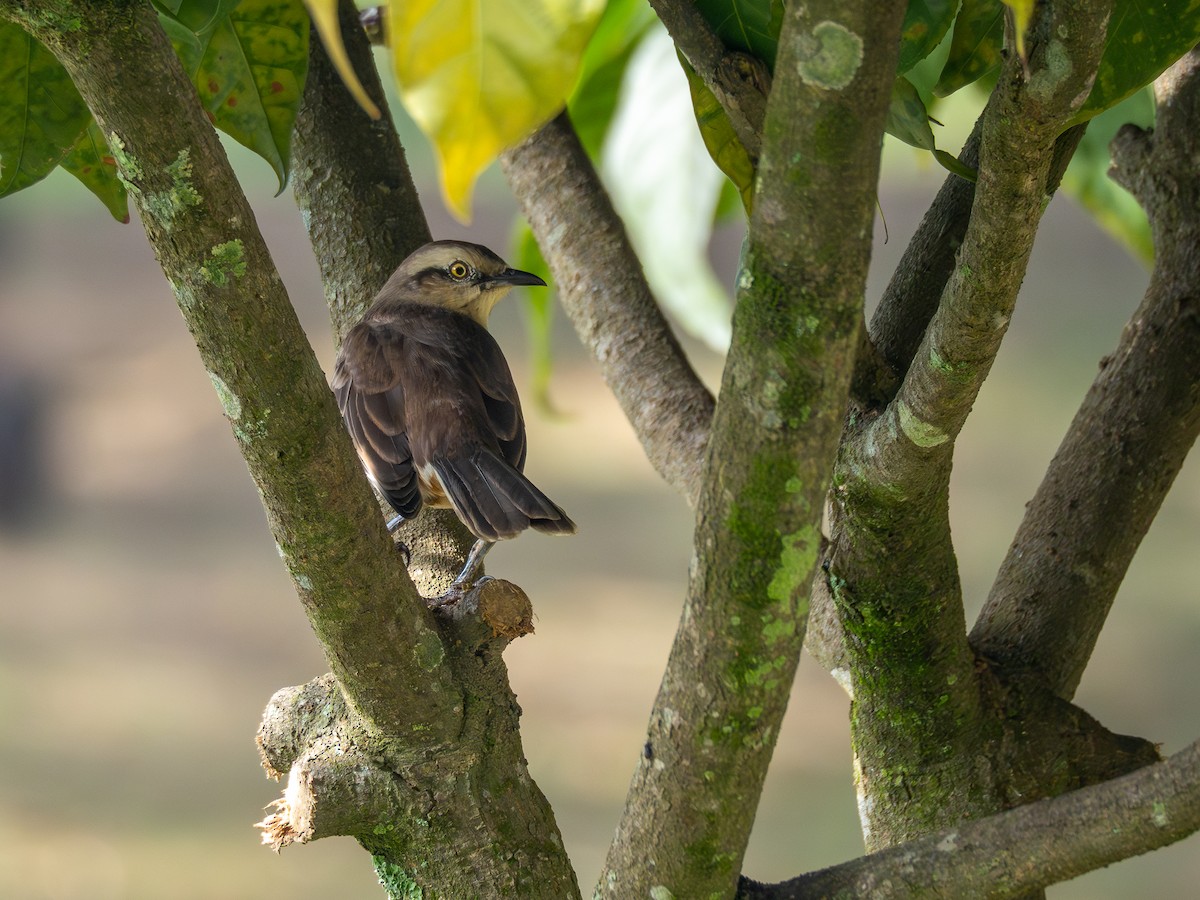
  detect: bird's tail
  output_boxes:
[433,448,576,543]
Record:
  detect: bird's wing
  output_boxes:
[400,306,528,472]
[332,322,421,519]
[398,307,576,541]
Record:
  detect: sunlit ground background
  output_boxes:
[2,87,1198,899]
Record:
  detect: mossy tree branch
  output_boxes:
[740,737,1200,899]
[595,3,908,896]
[973,45,1200,699]
[826,0,1115,848]
[501,112,715,507]
[1,0,462,742]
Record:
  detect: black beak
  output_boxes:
[488,268,547,288]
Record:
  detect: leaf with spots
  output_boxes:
[59,120,130,223]
[898,0,959,74]
[163,0,309,191]
[1071,0,1200,124]
[0,21,91,198]
[935,0,1004,97]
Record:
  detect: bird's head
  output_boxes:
[374,240,546,327]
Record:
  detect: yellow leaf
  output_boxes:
[302,0,381,120]
[1001,0,1035,62]
[389,0,603,221]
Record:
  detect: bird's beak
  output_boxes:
[487,268,547,289]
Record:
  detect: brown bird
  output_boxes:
[332,240,575,588]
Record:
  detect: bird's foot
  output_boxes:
[394,540,412,568]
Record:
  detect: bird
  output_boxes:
[332,240,575,591]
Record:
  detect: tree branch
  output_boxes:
[501,112,715,507]
[826,0,1114,848]
[862,119,1085,399]
[646,0,769,162]
[596,4,908,896]
[2,0,462,740]
[740,737,1200,899]
[973,45,1200,698]
[291,0,430,342]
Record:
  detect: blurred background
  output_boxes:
[2,64,1199,900]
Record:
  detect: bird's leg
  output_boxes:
[386,514,404,532]
[453,539,494,588]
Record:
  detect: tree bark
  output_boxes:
[596,3,908,896]
[502,112,715,507]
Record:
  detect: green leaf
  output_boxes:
[59,120,130,222]
[898,0,960,74]
[166,0,310,192]
[1062,87,1154,263]
[512,224,561,414]
[886,75,977,181]
[935,0,1004,97]
[692,0,785,71]
[0,21,91,198]
[568,0,657,157]
[683,58,755,211]
[1072,0,1200,124]
[389,0,604,221]
[886,75,938,150]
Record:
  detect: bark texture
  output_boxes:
[740,738,1200,899]
[826,0,1118,849]
[596,3,908,896]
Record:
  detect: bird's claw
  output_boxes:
[394,540,412,567]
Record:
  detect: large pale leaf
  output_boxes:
[0,22,91,198]
[1062,87,1154,263]
[389,0,603,221]
[602,27,731,350]
[898,0,960,74]
[165,0,310,191]
[1072,0,1200,124]
[59,120,130,222]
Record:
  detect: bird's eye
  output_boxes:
[448,261,470,280]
